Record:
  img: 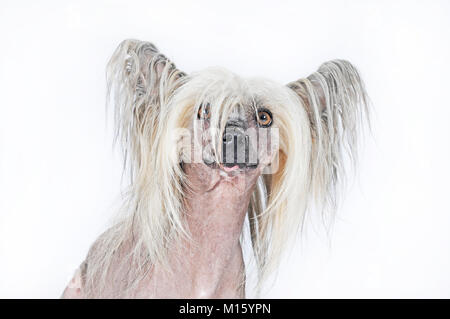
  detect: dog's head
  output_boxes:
[168,67,307,198]
[106,39,369,287]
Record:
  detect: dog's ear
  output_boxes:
[287,60,369,212]
[107,39,186,104]
[106,39,186,175]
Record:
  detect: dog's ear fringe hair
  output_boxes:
[245,61,369,296]
[289,59,370,220]
[106,39,186,177]
[81,39,189,297]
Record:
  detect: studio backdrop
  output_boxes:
[0,0,449,298]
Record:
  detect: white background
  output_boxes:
[1,0,449,298]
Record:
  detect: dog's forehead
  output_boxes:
[190,68,275,105]
[217,105,251,125]
[207,100,268,123]
[228,101,259,115]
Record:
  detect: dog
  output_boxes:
[62,39,369,298]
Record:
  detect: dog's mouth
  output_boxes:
[222,164,240,172]
[203,161,258,174]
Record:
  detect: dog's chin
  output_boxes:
[184,161,262,194]
[191,160,261,193]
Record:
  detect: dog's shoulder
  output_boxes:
[61,262,86,298]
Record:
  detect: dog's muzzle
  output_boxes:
[220,124,258,169]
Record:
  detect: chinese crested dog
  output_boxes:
[62,39,369,298]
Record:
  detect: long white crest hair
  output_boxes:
[81,39,369,297]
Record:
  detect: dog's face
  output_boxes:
[190,105,273,194]
[198,102,270,172]
[179,81,282,194]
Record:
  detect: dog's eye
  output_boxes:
[256,108,273,127]
[197,103,211,120]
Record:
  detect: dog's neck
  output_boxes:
[161,163,259,298]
